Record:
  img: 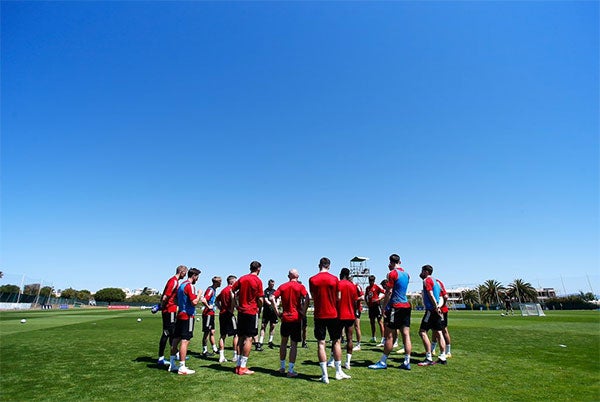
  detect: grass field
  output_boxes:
[1,308,598,401]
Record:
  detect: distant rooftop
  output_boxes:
[350,256,369,262]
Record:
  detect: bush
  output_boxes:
[545,296,597,310]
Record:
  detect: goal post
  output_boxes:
[519,303,546,316]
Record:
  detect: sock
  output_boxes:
[202,346,207,353]
[346,353,352,365]
[289,362,295,372]
[446,344,451,354]
[426,352,432,360]
[259,335,264,343]
[219,350,225,358]
[431,342,437,353]
[439,352,447,361]
[233,352,238,360]
[280,359,286,370]
[213,345,218,353]
[240,356,248,368]
[334,361,341,372]
[381,354,388,364]
[269,335,274,343]
[319,361,328,376]
[327,353,334,364]
[158,355,164,362]
[404,354,410,365]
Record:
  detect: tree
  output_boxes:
[508,279,538,302]
[23,283,40,295]
[60,288,78,299]
[478,280,505,305]
[461,289,480,305]
[77,290,92,301]
[0,284,20,294]
[94,288,126,303]
[39,286,54,297]
[579,291,595,301]
[127,294,161,304]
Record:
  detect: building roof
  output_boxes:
[350,256,369,262]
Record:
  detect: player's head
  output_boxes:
[369,275,376,283]
[380,279,388,289]
[227,275,237,285]
[212,276,222,287]
[288,269,299,280]
[339,267,350,280]
[268,279,275,288]
[389,254,401,270]
[319,257,331,270]
[176,265,188,279]
[420,264,433,279]
[188,267,201,283]
[250,261,262,273]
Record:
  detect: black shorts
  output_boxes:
[238,312,259,338]
[262,307,279,324]
[280,321,302,343]
[162,311,177,336]
[174,317,195,341]
[368,304,382,320]
[340,319,354,330]
[313,318,342,341]
[384,307,411,329]
[219,312,238,337]
[441,312,448,329]
[419,310,444,332]
[202,314,215,332]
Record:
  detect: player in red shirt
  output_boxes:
[169,267,202,375]
[309,257,350,384]
[157,265,187,366]
[431,278,452,358]
[270,268,308,378]
[365,275,386,344]
[337,268,360,370]
[231,261,263,375]
[216,275,238,364]
[201,276,221,357]
[352,281,365,351]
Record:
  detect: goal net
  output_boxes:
[519,303,545,316]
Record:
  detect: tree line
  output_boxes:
[0,284,160,304]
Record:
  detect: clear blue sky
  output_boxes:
[1,1,598,296]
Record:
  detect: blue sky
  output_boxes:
[1,1,598,296]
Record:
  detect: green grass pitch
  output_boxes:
[1,308,598,401]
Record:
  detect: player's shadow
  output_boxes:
[206,363,238,373]
[133,356,172,371]
[250,366,319,382]
[349,359,376,368]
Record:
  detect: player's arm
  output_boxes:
[270,294,281,317]
[301,293,309,317]
[381,274,393,309]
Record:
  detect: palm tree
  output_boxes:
[479,280,505,305]
[508,279,538,302]
[461,289,480,305]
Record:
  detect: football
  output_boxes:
[137,318,142,322]
[20,319,27,323]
